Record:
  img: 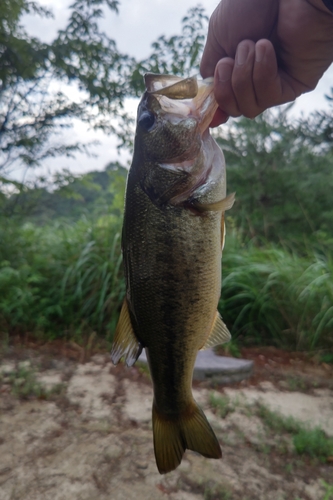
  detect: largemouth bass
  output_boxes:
[111,73,234,474]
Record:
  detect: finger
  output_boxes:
[214,57,242,118]
[230,40,261,118]
[209,108,229,128]
[253,40,299,108]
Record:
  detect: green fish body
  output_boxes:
[111,74,234,474]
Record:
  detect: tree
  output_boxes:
[130,5,209,95]
[3,162,128,222]
[0,0,134,193]
[215,106,333,243]
[297,87,333,153]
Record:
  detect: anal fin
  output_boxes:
[200,311,231,350]
[110,299,142,367]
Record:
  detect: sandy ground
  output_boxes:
[0,348,332,500]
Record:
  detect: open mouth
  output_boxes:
[144,73,218,134]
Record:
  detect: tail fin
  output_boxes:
[152,399,221,474]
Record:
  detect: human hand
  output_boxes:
[200,0,333,125]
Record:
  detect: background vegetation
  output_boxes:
[0,3,332,354]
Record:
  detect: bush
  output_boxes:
[1,217,332,352]
[220,231,333,351]
[0,216,125,341]
[293,428,333,461]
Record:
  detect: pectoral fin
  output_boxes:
[221,213,225,250]
[191,192,236,213]
[200,311,231,350]
[110,299,143,367]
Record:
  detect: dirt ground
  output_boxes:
[0,341,332,500]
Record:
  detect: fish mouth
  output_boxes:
[144,73,218,135]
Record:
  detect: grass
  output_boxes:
[255,402,333,461]
[0,217,332,352]
[293,428,333,461]
[136,361,151,378]
[0,216,124,343]
[179,475,234,500]
[320,352,333,364]
[321,481,333,500]
[210,395,333,463]
[209,393,235,418]
[1,363,64,400]
[256,403,301,434]
[203,482,233,500]
[285,376,307,392]
[217,339,241,358]
[220,231,333,351]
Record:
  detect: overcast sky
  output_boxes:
[21,0,333,181]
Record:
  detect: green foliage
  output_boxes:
[216,107,333,242]
[320,352,333,364]
[0,215,124,340]
[131,5,208,94]
[220,231,333,350]
[4,363,64,399]
[219,339,241,358]
[293,428,333,461]
[204,482,233,500]
[321,481,333,500]
[256,403,333,461]
[0,154,332,351]
[0,3,332,353]
[0,209,332,350]
[256,404,301,435]
[0,0,133,193]
[0,4,211,192]
[285,376,307,392]
[209,393,235,418]
[2,162,127,221]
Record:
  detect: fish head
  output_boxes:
[133,73,221,207]
[135,73,218,163]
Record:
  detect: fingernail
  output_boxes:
[216,61,233,83]
[255,43,266,63]
[236,44,249,65]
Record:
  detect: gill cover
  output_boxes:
[135,73,221,208]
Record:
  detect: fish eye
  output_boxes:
[138,111,155,131]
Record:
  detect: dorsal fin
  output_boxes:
[200,311,231,350]
[110,299,142,367]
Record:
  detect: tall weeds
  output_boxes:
[0,219,332,351]
[220,231,333,351]
[0,216,124,341]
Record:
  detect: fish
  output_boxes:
[111,73,234,474]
